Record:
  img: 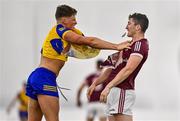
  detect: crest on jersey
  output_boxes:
[59,27,65,31]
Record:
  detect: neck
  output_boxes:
[132,32,145,42]
[57,20,63,25]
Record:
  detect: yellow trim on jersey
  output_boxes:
[62,30,71,40]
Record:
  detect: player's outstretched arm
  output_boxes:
[64,31,130,51]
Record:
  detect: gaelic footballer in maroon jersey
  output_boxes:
[87,13,149,121]
[102,39,149,90]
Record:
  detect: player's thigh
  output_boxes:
[99,116,106,121]
[114,114,132,121]
[28,97,43,121]
[38,95,59,120]
[87,117,94,121]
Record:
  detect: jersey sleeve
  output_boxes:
[131,41,147,58]
[56,24,71,39]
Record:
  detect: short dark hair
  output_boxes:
[129,13,149,33]
[55,4,77,20]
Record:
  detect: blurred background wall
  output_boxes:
[0,0,179,115]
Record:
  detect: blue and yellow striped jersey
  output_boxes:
[41,24,84,61]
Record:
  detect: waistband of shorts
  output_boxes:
[35,67,57,78]
[113,87,135,91]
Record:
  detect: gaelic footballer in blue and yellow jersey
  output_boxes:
[41,24,84,61]
[26,24,84,100]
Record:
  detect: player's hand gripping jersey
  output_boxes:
[41,24,100,60]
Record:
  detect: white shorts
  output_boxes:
[106,87,136,116]
[86,102,107,118]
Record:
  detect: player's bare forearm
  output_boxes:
[83,38,132,51]
[80,36,118,50]
[92,78,104,87]
[87,68,112,100]
[106,67,132,89]
[92,68,112,86]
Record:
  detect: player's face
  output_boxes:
[126,18,137,37]
[64,15,77,29]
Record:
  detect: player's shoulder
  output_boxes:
[132,39,149,49]
[47,24,70,34]
[53,24,71,38]
[131,38,149,58]
[133,38,148,45]
[56,24,70,32]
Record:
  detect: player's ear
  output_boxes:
[61,17,66,24]
[136,24,141,31]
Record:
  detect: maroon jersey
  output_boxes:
[102,39,149,90]
[85,71,106,102]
